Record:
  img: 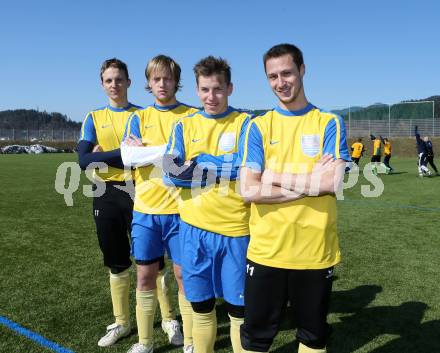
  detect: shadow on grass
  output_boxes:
[386,171,408,175]
[271,285,432,353]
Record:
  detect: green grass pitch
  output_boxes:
[0,154,439,353]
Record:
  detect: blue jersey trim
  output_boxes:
[241,121,264,171]
[274,103,315,116]
[166,122,185,160]
[150,102,181,111]
[107,103,136,112]
[323,115,351,161]
[123,113,141,140]
[79,113,96,143]
[200,106,234,119]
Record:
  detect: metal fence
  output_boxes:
[0,129,80,142]
[345,118,439,138]
[0,120,439,142]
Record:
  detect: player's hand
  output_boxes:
[92,144,103,152]
[309,154,338,195]
[124,134,143,146]
[311,153,334,175]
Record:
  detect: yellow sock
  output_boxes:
[298,342,326,353]
[109,269,130,326]
[192,309,216,353]
[242,350,268,353]
[178,293,193,346]
[228,314,243,353]
[136,289,158,345]
[156,269,175,321]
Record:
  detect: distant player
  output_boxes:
[121,55,198,353]
[164,56,251,353]
[350,138,365,165]
[382,137,393,173]
[77,58,177,348]
[425,136,439,175]
[239,43,349,353]
[370,134,382,175]
[415,126,431,177]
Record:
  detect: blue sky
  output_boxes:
[1,0,438,122]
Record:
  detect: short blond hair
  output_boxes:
[145,55,182,93]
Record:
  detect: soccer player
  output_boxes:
[415,126,431,177]
[350,138,365,165]
[382,137,393,173]
[77,58,177,348]
[121,55,198,353]
[164,56,251,353]
[370,134,382,175]
[425,136,439,175]
[239,43,350,353]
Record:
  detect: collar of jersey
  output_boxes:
[200,106,234,119]
[107,103,134,112]
[275,103,315,116]
[151,102,181,111]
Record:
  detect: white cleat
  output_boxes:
[161,319,184,346]
[98,322,131,347]
[127,343,154,353]
[183,345,194,353]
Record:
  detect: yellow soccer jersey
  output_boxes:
[384,141,391,156]
[241,103,350,270]
[351,142,364,158]
[167,107,251,236]
[373,139,381,156]
[124,102,198,214]
[80,103,141,182]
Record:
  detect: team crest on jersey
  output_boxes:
[301,134,320,157]
[218,132,236,152]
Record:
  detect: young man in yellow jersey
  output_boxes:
[382,137,393,173]
[370,134,382,175]
[163,56,251,353]
[77,58,177,348]
[121,55,198,353]
[351,137,365,165]
[239,44,350,353]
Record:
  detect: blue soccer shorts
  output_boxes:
[179,220,249,306]
[131,211,181,266]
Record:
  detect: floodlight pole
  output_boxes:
[348,105,351,138]
[432,101,435,136]
[388,104,391,137]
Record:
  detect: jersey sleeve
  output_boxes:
[240,120,264,172]
[79,113,96,144]
[166,121,185,161]
[323,115,351,161]
[123,113,141,140]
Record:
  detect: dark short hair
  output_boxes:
[263,43,304,72]
[193,56,231,85]
[145,55,182,93]
[100,58,129,82]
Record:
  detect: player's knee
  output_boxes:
[191,297,216,313]
[297,325,331,349]
[109,264,131,274]
[158,257,165,271]
[136,260,161,290]
[225,301,244,318]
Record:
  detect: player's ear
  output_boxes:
[227,82,233,96]
[300,64,305,78]
[127,79,131,88]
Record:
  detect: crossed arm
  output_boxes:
[239,154,345,204]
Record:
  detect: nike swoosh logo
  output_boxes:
[192,138,203,143]
[144,125,154,129]
[270,140,279,145]
[101,124,111,129]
